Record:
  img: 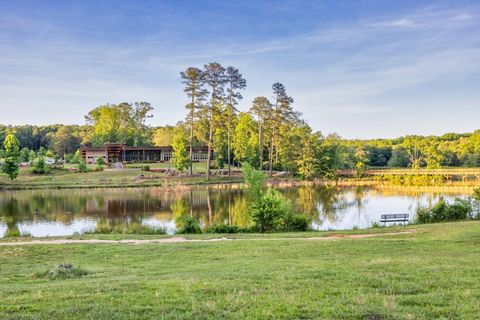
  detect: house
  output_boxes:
[80,143,211,164]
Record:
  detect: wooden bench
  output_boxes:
[380,213,409,224]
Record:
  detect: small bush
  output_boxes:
[416,198,473,224]
[284,213,311,231]
[96,157,106,166]
[77,161,88,173]
[141,165,150,171]
[175,215,202,234]
[371,222,381,228]
[35,263,89,280]
[206,224,243,233]
[446,198,472,220]
[251,189,286,232]
[31,157,52,174]
[416,206,433,224]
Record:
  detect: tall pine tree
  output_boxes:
[180,67,207,175]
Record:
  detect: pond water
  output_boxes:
[0,185,471,237]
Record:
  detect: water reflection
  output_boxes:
[0,185,469,237]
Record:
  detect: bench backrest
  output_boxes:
[380,213,409,220]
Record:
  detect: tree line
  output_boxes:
[175,62,320,179]
[2,62,480,180]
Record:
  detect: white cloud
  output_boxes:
[370,18,415,28]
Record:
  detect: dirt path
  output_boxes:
[0,231,414,246]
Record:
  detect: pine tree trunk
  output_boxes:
[258,120,263,170]
[189,94,195,176]
[269,126,275,176]
[207,96,214,180]
[227,112,231,176]
[207,125,212,180]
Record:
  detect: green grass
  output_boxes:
[0,166,245,190]
[123,162,218,172]
[1,222,479,319]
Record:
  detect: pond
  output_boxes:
[0,185,472,237]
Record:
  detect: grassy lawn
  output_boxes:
[62,162,221,172]
[123,162,220,172]
[0,166,244,189]
[0,222,479,319]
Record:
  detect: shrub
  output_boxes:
[31,157,52,174]
[445,198,472,221]
[77,161,88,173]
[416,198,473,224]
[175,215,202,234]
[96,157,106,167]
[251,189,286,232]
[65,151,82,164]
[95,157,105,171]
[243,163,312,233]
[141,165,150,171]
[206,224,246,234]
[416,206,434,224]
[284,213,312,231]
[371,222,381,228]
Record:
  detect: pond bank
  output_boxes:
[0,230,416,246]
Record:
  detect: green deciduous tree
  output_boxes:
[19,148,30,163]
[388,146,409,167]
[233,112,259,167]
[131,102,154,146]
[295,129,322,180]
[85,102,153,146]
[2,133,20,180]
[152,126,175,146]
[48,126,82,158]
[172,125,189,172]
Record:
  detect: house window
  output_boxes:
[162,153,172,162]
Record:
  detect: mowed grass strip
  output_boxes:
[0,166,244,189]
[0,222,479,319]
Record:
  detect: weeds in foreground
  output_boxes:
[4,229,32,238]
[85,223,166,235]
[34,263,89,280]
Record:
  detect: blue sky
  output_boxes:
[0,0,479,138]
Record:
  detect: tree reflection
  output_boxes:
[0,185,469,237]
[3,197,21,237]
